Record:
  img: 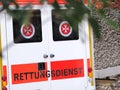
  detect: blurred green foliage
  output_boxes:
[0,0,119,39]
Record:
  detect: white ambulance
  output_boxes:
[0,0,95,90]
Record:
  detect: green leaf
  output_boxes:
[96,9,119,29]
[106,19,119,29]
[88,16,101,39]
[52,0,60,10]
[8,10,32,24]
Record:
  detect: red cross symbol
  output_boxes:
[59,21,72,37]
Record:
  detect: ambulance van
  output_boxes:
[0,0,95,90]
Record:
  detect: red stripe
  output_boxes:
[11,63,48,84]
[3,66,7,76]
[5,0,87,5]
[51,59,84,80]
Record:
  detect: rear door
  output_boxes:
[6,7,50,90]
[47,6,88,90]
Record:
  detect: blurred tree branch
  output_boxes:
[0,0,120,39]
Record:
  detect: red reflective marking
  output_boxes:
[0,0,87,5]
[51,59,84,80]
[88,67,92,73]
[13,0,87,4]
[2,76,7,81]
[2,66,7,82]
[3,66,7,76]
[87,58,93,75]
[11,63,48,84]
[87,59,90,68]
[15,0,40,4]
[2,87,7,90]
[49,0,66,4]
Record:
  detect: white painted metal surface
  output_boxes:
[0,4,95,90]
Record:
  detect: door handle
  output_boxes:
[43,54,48,58]
[50,54,55,58]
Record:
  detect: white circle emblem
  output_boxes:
[21,24,35,39]
[59,21,72,37]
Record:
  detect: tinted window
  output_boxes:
[52,10,79,41]
[13,10,42,43]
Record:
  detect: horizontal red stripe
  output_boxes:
[0,0,87,5]
[51,59,84,80]
[11,63,48,84]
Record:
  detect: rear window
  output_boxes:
[52,10,79,41]
[13,10,42,43]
